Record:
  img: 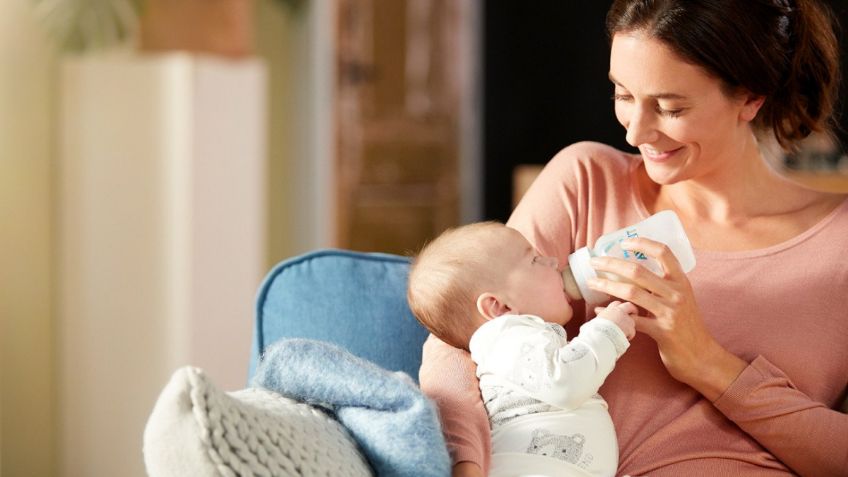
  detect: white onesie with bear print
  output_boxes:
[469,314,629,477]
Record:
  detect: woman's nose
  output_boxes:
[625,106,659,147]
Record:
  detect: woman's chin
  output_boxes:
[640,147,690,182]
[643,160,689,185]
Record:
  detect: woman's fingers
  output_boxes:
[632,313,661,338]
[620,237,686,278]
[588,276,662,313]
[588,239,684,302]
[590,257,675,297]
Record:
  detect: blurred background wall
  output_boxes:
[0,0,58,476]
[1,1,479,476]
[257,0,335,261]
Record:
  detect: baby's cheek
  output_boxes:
[560,300,575,324]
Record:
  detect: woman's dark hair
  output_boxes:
[606,0,841,150]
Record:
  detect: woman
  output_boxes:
[420,0,848,475]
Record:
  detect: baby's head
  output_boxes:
[408,221,573,350]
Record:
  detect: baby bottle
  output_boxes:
[561,210,696,305]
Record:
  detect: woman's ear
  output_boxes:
[740,94,765,122]
[477,292,511,320]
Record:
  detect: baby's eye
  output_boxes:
[532,255,558,269]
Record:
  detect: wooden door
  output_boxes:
[335,0,467,254]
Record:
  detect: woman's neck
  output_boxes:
[637,137,847,251]
[643,139,828,225]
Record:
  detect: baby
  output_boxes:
[408,221,636,477]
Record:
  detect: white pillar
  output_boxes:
[57,53,266,477]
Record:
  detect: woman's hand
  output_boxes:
[586,237,747,401]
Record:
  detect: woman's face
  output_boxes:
[609,32,760,185]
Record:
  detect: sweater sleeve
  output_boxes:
[713,355,848,477]
[419,334,491,474]
[506,141,638,263]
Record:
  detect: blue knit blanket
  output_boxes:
[252,338,451,477]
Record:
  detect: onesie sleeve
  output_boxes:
[472,316,629,410]
[713,355,848,477]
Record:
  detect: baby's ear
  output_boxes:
[476,292,511,320]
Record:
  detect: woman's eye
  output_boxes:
[656,104,684,117]
[613,92,684,117]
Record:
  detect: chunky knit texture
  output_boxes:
[144,366,371,477]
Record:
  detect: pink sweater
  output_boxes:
[420,142,848,476]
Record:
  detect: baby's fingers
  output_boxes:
[594,300,622,314]
[596,301,637,316]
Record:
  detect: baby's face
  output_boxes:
[493,228,574,326]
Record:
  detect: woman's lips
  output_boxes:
[642,146,684,162]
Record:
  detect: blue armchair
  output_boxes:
[248,248,430,383]
[144,249,437,477]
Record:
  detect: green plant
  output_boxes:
[33,0,305,53]
[272,0,305,12]
[32,0,142,53]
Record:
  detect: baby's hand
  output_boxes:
[594,301,637,340]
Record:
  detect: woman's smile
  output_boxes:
[640,145,684,162]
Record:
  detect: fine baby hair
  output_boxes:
[407,221,508,350]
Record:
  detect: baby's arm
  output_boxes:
[541,316,632,408]
[473,314,633,410]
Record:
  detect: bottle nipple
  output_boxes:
[561,266,583,301]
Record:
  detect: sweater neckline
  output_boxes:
[627,155,848,260]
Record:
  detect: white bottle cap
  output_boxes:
[567,247,609,305]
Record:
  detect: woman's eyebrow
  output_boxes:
[608,73,688,100]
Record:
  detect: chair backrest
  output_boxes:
[249,249,430,383]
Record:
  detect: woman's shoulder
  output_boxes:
[546,141,639,179]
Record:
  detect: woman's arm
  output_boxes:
[712,355,848,477]
[588,237,848,476]
[419,335,491,475]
